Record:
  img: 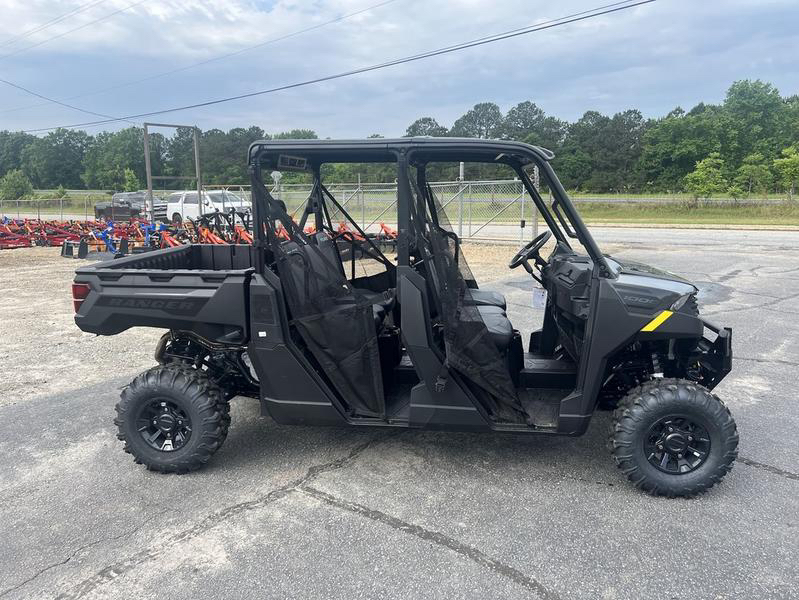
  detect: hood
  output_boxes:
[607,257,698,312]
[615,258,694,286]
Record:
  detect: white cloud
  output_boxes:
[0,0,797,136]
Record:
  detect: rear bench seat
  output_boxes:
[312,232,508,341]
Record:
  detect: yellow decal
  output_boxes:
[641,310,673,332]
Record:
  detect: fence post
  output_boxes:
[468,183,472,237]
[359,174,364,229]
[457,183,464,238]
[60,197,63,222]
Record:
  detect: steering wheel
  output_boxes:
[509,231,552,282]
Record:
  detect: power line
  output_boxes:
[23,0,655,133]
[0,76,137,124]
[0,0,151,61]
[0,0,149,124]
[0,0,110,49]
[2,0,400,115]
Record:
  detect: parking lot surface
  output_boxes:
[1,227,797,599]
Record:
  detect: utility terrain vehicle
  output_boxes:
[73,138,738,496]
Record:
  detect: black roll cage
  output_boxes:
[248,137,613,278]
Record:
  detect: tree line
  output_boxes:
[1,79,798,200]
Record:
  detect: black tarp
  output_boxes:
[257,182,384,418]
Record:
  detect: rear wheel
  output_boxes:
[115,365,229,473]
[609,378,738,497]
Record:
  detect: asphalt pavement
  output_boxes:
[1,227,797,599]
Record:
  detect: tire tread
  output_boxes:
[114,364,229,474]
[608,378,738,497]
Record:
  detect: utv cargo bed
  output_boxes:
[74,244,257,343]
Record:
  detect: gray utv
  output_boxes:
[72,138,738,497]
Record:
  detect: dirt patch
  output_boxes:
[0,247,161,407]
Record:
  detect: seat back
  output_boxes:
[312,231,345,277]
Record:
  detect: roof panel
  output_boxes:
[248,137,554,166]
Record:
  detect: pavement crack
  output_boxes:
[298,485,560,600]
[736,456,799,482]
[703,291,799,316]
[55,435,383,600]
[734,356,799,368]
[0,552,78,599]
[0,511,167,599]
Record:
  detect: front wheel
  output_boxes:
[609,378,738,497]
[115,365,229,473]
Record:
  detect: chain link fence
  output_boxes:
[0,196,103,222]
[3,181,794,242]
[268,180,543,242]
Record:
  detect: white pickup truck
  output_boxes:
[154,190,250,223]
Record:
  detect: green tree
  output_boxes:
[722,80,785,166]
[450,102,503,138]
[405,117,448,137]
[0,169,33,200]
[734,153,772,196]
[683,153,728,199]
[205,126,265,183]
[21,128,91,188]
[727,184,745,201]
[555,110,648,191]
[0,131,36,176]
[638,106,722,191]
[773,146,799,199]
[163,127,197,182]
[273,129,317,139]
[500,101,566,149]
[82,127,156,190]
[123,168,140,191]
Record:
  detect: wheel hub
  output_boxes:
[156,413,176,432]
[663,432,688,454]
[136,399,192,452]
[644,416,711,474]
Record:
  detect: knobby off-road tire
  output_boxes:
[115,365,229,473]
[609,378,738,497]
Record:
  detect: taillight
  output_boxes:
[72,283,90,313]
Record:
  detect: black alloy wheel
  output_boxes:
[644,415,711,474]
[136,398,193,452]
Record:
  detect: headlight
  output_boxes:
[671,292,696,312]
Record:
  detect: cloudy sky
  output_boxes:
[1,0,797,137]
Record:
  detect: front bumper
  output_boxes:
[696,319,732,389]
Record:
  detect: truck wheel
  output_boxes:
[172,213,182,224]
[115,365,229,473]
[609,378,738,497]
